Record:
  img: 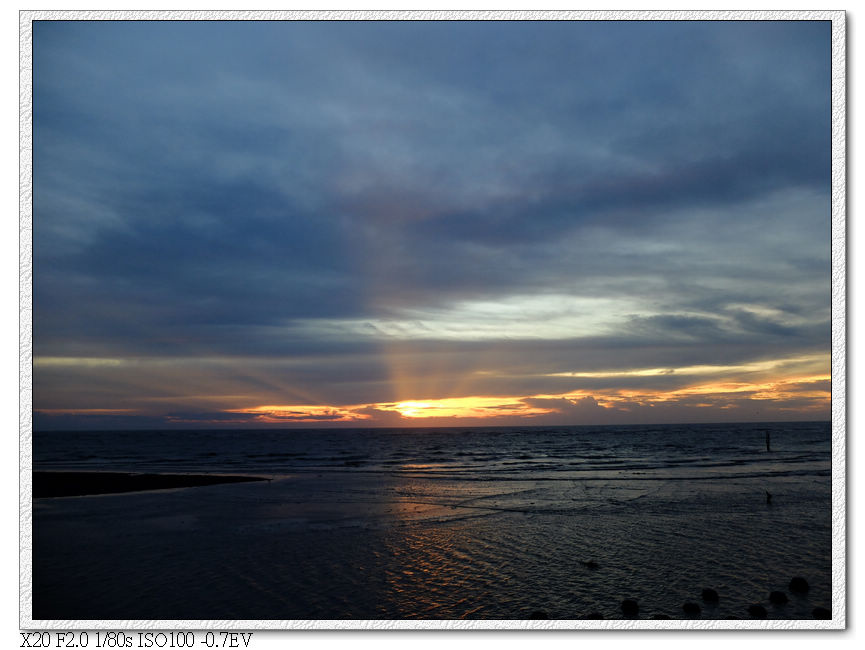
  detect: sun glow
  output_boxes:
[392,396,552,419]
[37,356,829,426]
[394,401,433,417]
[220,370,830,425]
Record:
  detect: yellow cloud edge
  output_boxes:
[224,373,830,423]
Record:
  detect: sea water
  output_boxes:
[32,421,833,621]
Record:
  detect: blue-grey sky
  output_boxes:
[33,20,832,429]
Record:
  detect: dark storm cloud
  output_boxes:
[32,20,832,422]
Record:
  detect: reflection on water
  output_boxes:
[378,482,831,619]
[33,422,832,620]
[33,468,832,620]
[383,475,505,618]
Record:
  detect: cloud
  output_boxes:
[32,20,832,427]
[521,396,607,416]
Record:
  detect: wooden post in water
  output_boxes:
[765,430,771,452]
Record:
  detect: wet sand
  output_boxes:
[30,470,833,622]
[33,471,267,498]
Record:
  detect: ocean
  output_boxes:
[32,421,833,621]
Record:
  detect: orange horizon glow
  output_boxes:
[34,348,831,426]
[224,404,364,423]
[218,372,830,425]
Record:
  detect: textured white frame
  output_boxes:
[18,9,847,631]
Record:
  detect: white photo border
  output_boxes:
[18,8,847,631]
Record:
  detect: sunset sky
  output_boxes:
[33,20,832,430]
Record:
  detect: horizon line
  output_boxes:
[32,418,832,435]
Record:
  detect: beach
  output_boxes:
[31,423,832,622]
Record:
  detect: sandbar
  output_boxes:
[32,470,267,498]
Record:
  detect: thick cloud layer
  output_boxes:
[32,20,832,429]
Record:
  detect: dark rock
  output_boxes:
[582,612,604,620]
[621,599,639,618]
[747,604,768,619]
[769,591,788,605]
[529,610,548,619]
[581,560,599,569]
[652,614,671,619]
[682,602,701,615]
[701,588,719,603]
[812,607,831,620]
[789,576,810,593]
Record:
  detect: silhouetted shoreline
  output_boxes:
[33,471,266,498]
